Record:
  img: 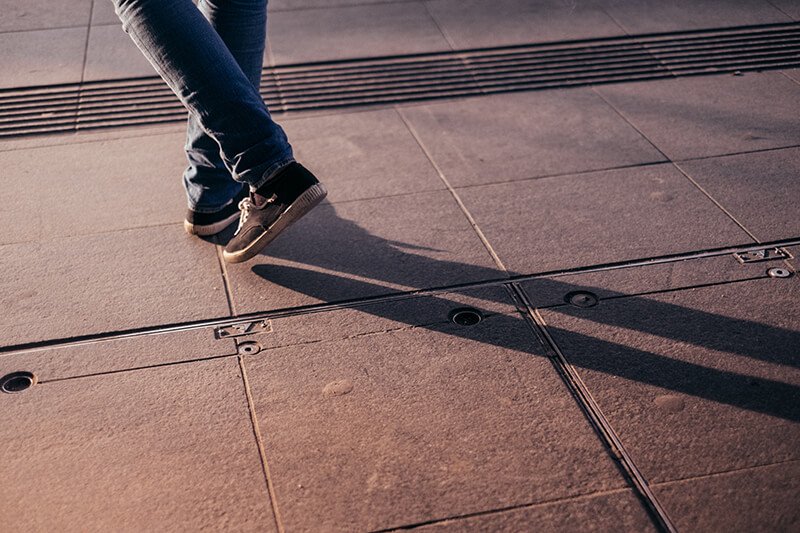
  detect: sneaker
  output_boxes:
[184,186,249,236]
[222,162,327,263]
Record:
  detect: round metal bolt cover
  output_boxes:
[565,291,599,308]
[237,341,261,355]
[767,267,792,279]
[449,307,483,326]
[1,371,37,394]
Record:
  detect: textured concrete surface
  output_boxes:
[245,306,628,532]
[2,2,799,530]
[677,147,800,242]
[596,0,791,33]
[414,490,655,532]
[0,358,276,532]
[0,224,230,347]
[399,89,666,187]
[537,277,800,521]
[267,3,449,64]
[458,163,753,275]
[596,73,800,160]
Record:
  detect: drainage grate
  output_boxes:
[1,22,799,139]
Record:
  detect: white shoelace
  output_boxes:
[233,197,253,236]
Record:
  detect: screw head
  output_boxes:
[1,372,37,394]
[448,308,483,326]
[237,341,261,355]
[565,291,599,308]
[767,267,792,279]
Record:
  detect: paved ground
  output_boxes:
[1,0,799,531]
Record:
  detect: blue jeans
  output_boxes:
[113,0,294,213]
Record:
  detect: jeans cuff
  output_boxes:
[248,157,296,191]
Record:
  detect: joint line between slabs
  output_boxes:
[238,355,285,533]
[213,235,238,316]
[394,106,509,274]
[591,87,761,243]
[510,283,678,533]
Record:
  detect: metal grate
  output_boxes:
[1,22,799,139]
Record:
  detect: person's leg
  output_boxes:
[184,0,269,217]
[113,0,293,190]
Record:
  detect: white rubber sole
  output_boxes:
[222,183,327,263]
[184,211,241,236]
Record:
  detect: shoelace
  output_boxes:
[234,193,278,236]
[233,197,253,236]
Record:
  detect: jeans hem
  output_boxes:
[249,157,296,191]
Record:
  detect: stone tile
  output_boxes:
[224,190,503,313]
[414,490,655,532]
[0,27,87,89]
[0,131,187,244]
[426,0,625,49]
[596,72,800,160]
[458,163,752,275]
[267,3,450,65]
[0,358,276,532]
[0,0,92,32]
[521,253,774,308]
[676,147,800,242]
[0,328,236,381]
[282,108,444,203]
[654,461,800,532]
[596,0,791,33]
[786,245,800,270]
[0,225,230,347]
[399,89,666,187]
[245,306,628,531]
[84,23,158,81]
[537,276,800,484]
[0,122,184,153]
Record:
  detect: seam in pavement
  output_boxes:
[653,457,800,487]
[80,2,95,85]
[515,287,678,533]
[2,237,797,357]
[371,486,635,532]
[213,236,239,316]
[591,86,761,244]
[779,70,800,85]
[765,0,799,22]
[238,355,286,533]
[395,106,510,273]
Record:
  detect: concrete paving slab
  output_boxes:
[84,23,158,81]
[595,73,800,160]
[0,27,87,89]
[91,0,120,25]
[0,224,230,347]
[398,89,666,188]
[269,0,413,10]
[769,0,800,19]
[521,253,775,308]
[676,147,800,242]
[0,131,187,243]
[784,69,800,84]
[654,461,800,532]
[458,163,753,275]
[786,245,800,269]
[414,490,655,532]
[0,328,235,381]
[0,358,276,532]
[244,306,630,531]
[596,0,791,34]
[0,0,92,32]
[283,109,445,203]
[0,122,184,153]
[224,190,503,313]
[425,0,625,49]
[267,3,449,65]
[536,276,800,484]
[241,285,517,352]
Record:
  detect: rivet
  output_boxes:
[1,372,37,394]
[449,308,483,326]
[565,291,599,308]
[767,267,792,279]
[237,341,261,355]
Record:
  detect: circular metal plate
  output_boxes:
[448,308,484,326]
[237,341,262,355]
[565,291,599,308]
[1,371,37,394]
[767,267,792,278]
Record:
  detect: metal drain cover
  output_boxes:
[1,371,37,394]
